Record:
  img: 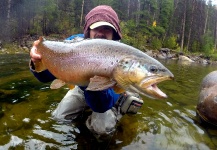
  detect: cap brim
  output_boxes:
[90,21,116,31]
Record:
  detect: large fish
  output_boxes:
[33,37,174,99]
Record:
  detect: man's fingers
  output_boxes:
[30,46,41,62]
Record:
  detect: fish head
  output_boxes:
[113,57,174,99]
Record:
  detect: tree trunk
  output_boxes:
[203,5,209,34]
[127,0,130,18]
[80,0,84,27]
[7,0,11,22]
[163,0,180,42]
[5,0,12,40]
[180,0,186,52]
[186,0,196,51]
[215,20,217,51]
[42,11,47,36]
[6,0,11,31]
[136,0,140,26]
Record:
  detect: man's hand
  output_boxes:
[30,42,41,63]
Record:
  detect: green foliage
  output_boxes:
[94,0,113,6]
[163,36,178,49]
[120,21,136,45]
[201,32,214,55]
[209,53,217,61]
[122,20,137,37]
[190,40,201,52]
[159,0,174,29]
[151,38,162,50]
[149,26,165,37]
[121,21,147,50]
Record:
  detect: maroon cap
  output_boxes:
[84,5,122,40]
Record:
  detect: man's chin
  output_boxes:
[94,36,107,39]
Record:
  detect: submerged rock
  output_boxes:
[197,71,217,126]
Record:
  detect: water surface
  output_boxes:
[0,54,217,150]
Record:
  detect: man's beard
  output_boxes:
[94,34,107,39]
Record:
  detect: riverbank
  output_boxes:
[146,48,217,65]
[0,35,217,65]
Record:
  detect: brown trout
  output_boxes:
[33,37,174,99]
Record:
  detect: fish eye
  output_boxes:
[149,65,158,73]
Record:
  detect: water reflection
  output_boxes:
[0,54,217,149]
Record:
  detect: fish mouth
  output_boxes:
[137,76,173,99]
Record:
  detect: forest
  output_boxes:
[0,0,217,56]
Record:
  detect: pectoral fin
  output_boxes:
[50,79,66,89]
[113,85,125,94]
[34,61,47,72]
[86,75,116,91]
[68,84,75,89]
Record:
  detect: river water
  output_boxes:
[0,54,217,150]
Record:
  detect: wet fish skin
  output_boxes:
[33,37,174,99]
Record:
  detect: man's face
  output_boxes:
[89,26,114,40]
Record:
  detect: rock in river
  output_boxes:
[197,71,217,126]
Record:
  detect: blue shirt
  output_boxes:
[66,34,84,40]
[30,34,120,113]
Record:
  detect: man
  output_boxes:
[30,5,142,140]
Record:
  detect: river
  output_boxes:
[0,54,217,150]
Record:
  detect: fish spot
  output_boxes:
[111,62,114,65]
[130,72,135,75]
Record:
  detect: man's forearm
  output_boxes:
[29,60,56,83]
